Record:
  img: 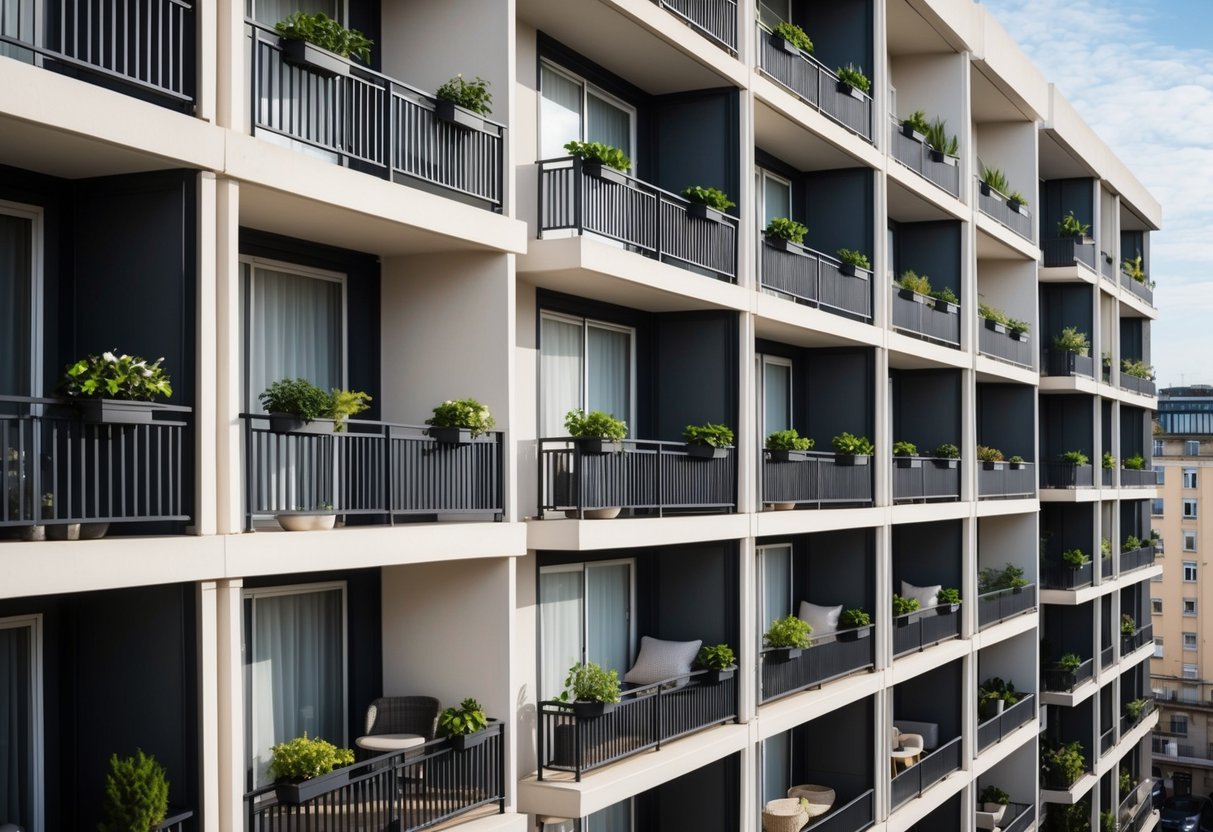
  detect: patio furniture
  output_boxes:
[895,719,939,750]
[788,784,835,817]
[976,803,1007,830]
[891,726,924,775]
[763,797,810,832]
[356,695,440,753]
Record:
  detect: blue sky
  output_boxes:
[981,0,1213,388]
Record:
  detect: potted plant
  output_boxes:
[559,661,622,718]
[765,216,808,253]
[977,445,1004,470]
[1120,767,1133,798]
[564,409,627,454]
[328,388,372,433]
[933,443,960,469]
[937,587,961,614]
[770,20,813,56]
[267,734,355,804]
[979,164,1009,198]
[1061,548,1089,570]
[1058,210,1094,245]
[1054,449,1091,486]
[1122,253,1147,284]
[832,432,873,466]
[1050,326,1091,376]
[59,351,173,424]
[836,248,870,277]
[764,614,811,661]
[979,303,1009,335]
[1007,191,1029,214]
[1121,613,1137,640]
[978,678,1018,718]
[923,117,958,165]
[1008,455,1026,470]
[1123,454,1146,471]
[931,286,960,314]
[434,74,492,130]
[277,502,336,532]
[1101,451,1116,471]
[901,109,929,142]
[99,749,170,832]
[1122,535,1142,554]
[835,63,870,99]
[766,428,814,462]
[681,185,735,222]
[274,11,372,77]
[978,785,1010,823]
[892,593,920,625]
[893,440,920,468]
[838,608,871,640]
[439,697,492,751]
[1124,697,1148,722]
[896,270,931,303]
[426,398,496,444]
[564,140,631,184]
[695,643,737,683]
[683,422,734,460]
[1101,537,1112,560]
[258,378,333,434]
[1008,319,1030,342]
[1041,740,1086,789]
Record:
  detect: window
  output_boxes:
[1152,499,1165,516]
[539,312,635,437]
[1157,467,1165,485]
[0,615,42,832]
[759,169,792,230]
[1184,499,1198,519]
[1183,665,1199,681]
[1185,561,1198,582]
[244,583,347,788]
[0,203,40,398]
[758,0,791,29]
[1185,632,1199,651]
[1187,440,1200,456]
[540,61,636,167]
[248,0,341,26]
[1185,532,1197,552]
[1152,598,1163,614]
[1172,714,1190,734]
[1154,637,1164,658]
[760,356,793,439]
[1185,468,1198,489]
[1155,439,1164,457]
[1184,599,1198,616]
[538,560,634,701]
[579,801,633,832]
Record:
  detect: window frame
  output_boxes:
[1184,468,1198,489]
[1184,498,1198,519]
[0,614,43,832]
[1154,636,1164,658]
[0,199,45,398]
[1184,598,1197,616]
[538,59,638,171]
[1185,560,1198,582]
[538,310,638,437]
[1152,598,1163,615]
[1184,531,1197,552]
[758,354,794,440]
[1184,632,1199,651]
[757,167,793,230]
[1186,440,1200,456]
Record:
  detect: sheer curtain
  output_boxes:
[762,734,790,806]
[539,64,583,160]
[247,588,345,786]
[587,326,630,430]
[586,93,631,162]
[247,0,337,27]
[0,624,32,831]
[763,175,791,227]
[540,316,583,436]
[763,362,792,437]
[0,214,31,397]
[539,571,583,701]
[760,545,792,626]
[586,563,630,677]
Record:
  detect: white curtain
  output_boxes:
[763,176,791,226]
[760,545,792,627]
[247,0,337,27]
[540,316,584,436]
[0,214,31,397]
[587,326,630,429]
[539,571,583,701]
[586,92,631,161]
[0,624,32,830]
[763,362,792,437]
[540,64,583,160]
[247,588,345,786]
[586,563,631,677]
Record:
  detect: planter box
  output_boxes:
[770,33,803,57]
[932,458,959,469]
[929,149,958,166]
[983,317,1008,335]
[836,81,864,100]
[934,299,959,314]
[277,513,337,532]
[838,626,870,641]
[577,438,623,455]
[982,461,1006,471]
[582,160,629,186]
[839,262,860,277]
[1008,199,1026,214]
[572,701,618,719]
[280,38,351,78]
[686,443,729,460]
[765,236,804,254]
[686,202,727,223]
[274,767,351,804]
[435,99,487,131]
[1010,462,1027,470]
[701,667,736,684]
[428,425,474,444]
[76,398,156,425]
[894,456,922,469]
[766,647,803,663]
[768,449,809,463]
[939,603,960,615]
[835,453,869,466]
[448,725,494,751]
[268,414,334,435]
[899,288,927,304]
[901,122,926,142]
[1011,331,1030,342]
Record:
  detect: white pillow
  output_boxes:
[901,580,941,609]
[624,636,702,686]
[798,601,842,635]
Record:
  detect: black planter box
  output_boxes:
[577,438,623,454]
[836,81,864,100]
[983,317,1008,335]
[435,99,487,131]
[1010,462,1027,470]
[701,667,736,684]
[899,288,926,304]
[572,700,617,719]
[582,160,629,186]
[280,38,351,78]
[838,626,870,641]
[839,262,859,277]
[686,444,728,460]
[939,603,960,615]
[1008,199,1026,214]
[768,449,809,463]
[931,151,958,166]
[76,398,156,425]
[686,202,727,223]
[766,647,803,663]
[835,453,869,466]
[982,461,1006,471]
[269,414,333,435]
[1011,331,1030,342]
[901,122,926,142]
[448,725,493,751]
[770,33,802,56]
[428,425,474,444]
[979,181,995,197]
[932,458,959,469]
[274,768,351,804]
[894,456,921,468]
[934,299,960,314]
[765,235,804,254]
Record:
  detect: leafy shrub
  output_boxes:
[427,398,496,437]
[61,351,172,401]
[1125,698,1148,721]
[1052,326,1091,356]
[275,11,372,62]
[924,116,958,156]
[439,697,489,737]
[1101,537,1112,558]
[560,662,621,704]
[1122,535,1142,553]
[565,409,628,440]
[892,440,917,457]
[835,63,870,92]
[839,608,871,628]
[1058,210,1091,238]
[976,445,1004,463]
[259,378,332,421]
[979,677,1019,710]
[695,643,736,670]
[436,74,492,115]
[902,109,930,135]
[99,749,169,832]
[328,389,371,433]
[892,594,920,617]
[979,164,1009,195]
[1041,741,1086,788]
[268,734,355,783]
[937,587,961,605]
[1121,613,1136,635]
[1057,652,1082,671]
[897,270,932,296]
[979,785,1009,806]
[1008,318,1030,335]
[1123,454,1145,470]
[683,423,735,448]
[977,563,1028,593]
[931,286,959,304]
[1122,359,1154,380]
[1122,253,1146,283]
[764,614,811,649]
[979,303,1009,325]
[1060,449,1089,466]
[832,432,874,455]
[772,20,813,52]
[1008,191,1029,207]
[1061,548,1088,568]
[1102,451,1117,469]
[766,216,808,244]
[1119,767,1133,797]
[681,185,735,211]
[766,429,814,452]
[934,443,960,459]
[564,140,630,172]
[836,248,870,269]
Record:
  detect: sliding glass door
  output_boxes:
[0,616,41,832]
[538,561,633,701]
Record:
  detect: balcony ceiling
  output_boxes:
[0,115,178,179]
[887,0,965,56]
[887,175,956,223]
[754,100,871,171]
[1039,131,1098,181]
[971,68,1034,123]
[976,224,1030,261]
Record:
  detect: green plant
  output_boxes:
[1122,535,1142,553]
[766,429,814,452]
[435,74,492,115]
[1008,191,1029,207]
[937,587,961,606]
[923,117,958,157]
[427,398,496,438]
[267,734,355,783]
[1052,326,1091,356]
[1061,548,1088,569]
[976,445,1004,463]
[564,140,631,172]
[1121,359,1154,380]
[902,109,930,135]
[1060,450,1090,466]
[681,185,734,211]
[839,608,871,628]
[259,378,332,421]
[1125,698,1148,721]
[683,423,735,448]
[979,677,1019,710]
[274,11,372,62]
[772,20,813,52]
[835,63,870,93]
[1101,810,1117,832]
[98,749,169,832]
[1123,454,1145,470]
[439,697,489,737]
[565,409,628,441]
[60,351,173,401]
[1008,455,1024,464]
[1058,210,1091,239]
[1121,613,1136,635]
[559,662,622,704]
[931,286,959,305]
[1057,652,1082,671]
[979,164,1010,196]
[766,216,808,244]
[1119,766,1133,796]
[695,643,737,670]
[979,303,1009,325]
[1101,537,1112,558]
[1041,740,1086,788]
[1102,451,1117,469]
[892,594,920,617]
[897,270,932,295]
[978,562,1028,593]
[328,388,371,433]
[1122,252,1146,283]
[1008,318,1030,335]
[934,443,960,459]
[764,614,812,649]
[892,440,917,457]
[1102,350,1113,367]
[979,785,1010,806]
[836,248,870,270]
[832,432,873,456]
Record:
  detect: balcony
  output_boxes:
[759,626,875,704]
[248,22,505,210]
[1041,658,1094,693]
[1122,624,1152,656]
[1120,374,1157,397]
[976,694,1036,755]
[245,724,505,829]
[1101,644,1114,670]
[1120,545,1156,573]
[1039,461,1094,489]
[537,670,737,780]
[537,157,739,281]
[761,450,873,508]
[241,416,504,530]
[1040,560,1092,590]
[978,321,1033,369]
[889,120,960,198]
[0,0,194,110]
[2,396,192,536]
[1120,467,1157,487]
[1120,271,1155,306]
[976,180,1033,242]
[1120,698,1156,736]
[891,457,960,503]
[1100,724,1115,754]
[1100,252,1116,282]
[756,30,873,141]
[802,790,875,832]
[1118,779,1158,832]
[998,803,1036,832]
[976,585,1037,630]
[1042,349,1094,379]
[892,607,960,657]
[1042,237,1097,271]
[977,462,1035,499]
[890,736,962,810]
[654,0,737,53]
[891,289,961,347]
[760,239,872,321]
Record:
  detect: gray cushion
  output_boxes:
[624,636,702,686]
[901,580,940,609]
[798,601,842,635]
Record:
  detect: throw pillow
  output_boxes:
[798,601,842,635]
[623,636,702,686]
[901,580,941,609]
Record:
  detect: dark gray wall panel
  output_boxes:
[642,754,739,831]
[1039,283,1093,345]
[796,529,874,612]
[891,369,961,454]
[652,90,740,214]
[796,0,874,88]
[892,520,961,592]
[794,696,873,800]
[654,312,737,442]
[894,662,961,741]
[897,221,961,299]
[1040,396,1093,459]
[802,168,873,258]
[1041,178,1094,234]
[977,384,1035,461]
[805,349,873,448]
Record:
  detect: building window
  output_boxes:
[760,356,793,439]
[0,204,40,398]
[759,169,792,230]
[1185,561,1198,582]
[539,61,636,167]
[1157,467,1166,485]
[1187,440,1200,456]
[1154,637,1164,658]
[1184,499,1198,519]
[1153,499,1165,516]
[1155,439,1165,457]
[1185,532,1197,552]
[0,615,43,832]
[1184,599,1198,616]
[1172,714,1190,734]
[1183,665,1199,681]
[1184,632,1199,651]
[1152,598,1164,614]
[1185,468,1199,489]
[539,312,636,437]
[539,560,634,701]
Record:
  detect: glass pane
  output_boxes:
[757,0,790,29]
[587,563,630,678]
[540,65,584,160]
[0,214,31,396]
[760,545,792,627]
[587,325,631,432]
[248,0,339,27]
[540,316,585,436]
[539,570,584,701]
[763,362,791,436]
[762,733,790,805]
[763,176,791,227]
[0,624,33,830]
[586,800,632,832]
[586,92,632,162]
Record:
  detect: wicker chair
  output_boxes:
[364,695,441,740]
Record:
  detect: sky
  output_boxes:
[980,0,1213,389]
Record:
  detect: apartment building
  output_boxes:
[0,0,1161,830]
[1151,387,1213,798]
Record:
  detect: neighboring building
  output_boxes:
[0,1,1161,831]
[1151,388,1213,797]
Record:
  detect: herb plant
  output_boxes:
[275,11,372,62]
[766,429,814,452]
[764,614,812,649]
[1061,548,1088,568]
[99,749,169,832]
[259,378,332,421]
[61,351,172,401]
[267,734,355,783]
[772,20,813,53]
[683,423,735,448]
[560,662,621,704]
[436,74,492,115]
[892,594,920,617]
[1008,455,1024,464]
[976,445,1004,463]
[439,697,489,737]
[565,409,628,441]
[564,140,630,172]
[892,440,917,457]
[937,587,960,605]
[695,643,737,670]
[681,185,735,211]
[766,216,808,244]
[934,443,960,459]
[427,398,496,437]
[839,608,871,628]
[931,286,959,304]
[832,432,873,455]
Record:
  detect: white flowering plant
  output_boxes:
[426,398,496,438]
[60,351,172,400]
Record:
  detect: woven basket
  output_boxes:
[787,784,835,817]
[762,798,810,832]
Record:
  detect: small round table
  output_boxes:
[890,745,919,776]
[355,733,425,753]
[787,784,835,817]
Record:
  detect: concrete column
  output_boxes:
[215,178,243,535]
[216,578,245,831]
[196,581,219,832]
[195,0,216,123]
[216,0,245,132]
[195,172,217,537]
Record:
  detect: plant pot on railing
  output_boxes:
[929,149,958,167]
[571,700,617,719]
[701,666,737,684]
[276,513,337,532]
[898,288,927,304]
[766,647,803,663]
[901,122,926,143]
[768,449,809,463]
[268,414,334,435]
[581,160,629,186]
[428,425,476,444]
[75,398,158,425]
[686,202,728,223]
[280,38,352,78]
[765,235,805,255]
[895,456,921,469]
[837,81,863,100]
[274,766,351,804]
[435,99,487,131]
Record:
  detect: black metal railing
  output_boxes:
[976,693,1035,754]
[891,458,960,503]
[760,239,873,321]
[1120,545,1156,573]
[761,450,874,508]
[1042,237,1097,271]
[241,415,504,530]
[976,180,1033,241]
[1042,349,1095,378]
[1120,467,1157,486]
[1040,560,1093,590]
[805,789,874,832]
[890,736,961,810]
[892,607,960,657]
[1002,803,1035,832]
[978,323,1033,368]
[1120,374,1157,397]
[889,120,959,197]
[759,627,875,703]
[976,584,1036,630]
[1100,725,1116,754]
[1040,462,1094,488]
[757,30,872,140]
[245,724,505,830]
[538,157,738,280]
[1101,644,1114,669]
[891,290,961,347]
[1122,624,1152,656]
[653,0,737,52]
[1120,272,1155,306]
[1120,699,1156,736]
[977,463,1035,499]
[248,22,505,210]
[1041,658,1093,692]
[538,670,737,780]
[0,0,194,108]
[1119,778,1156,832]
[1,395,191,530]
